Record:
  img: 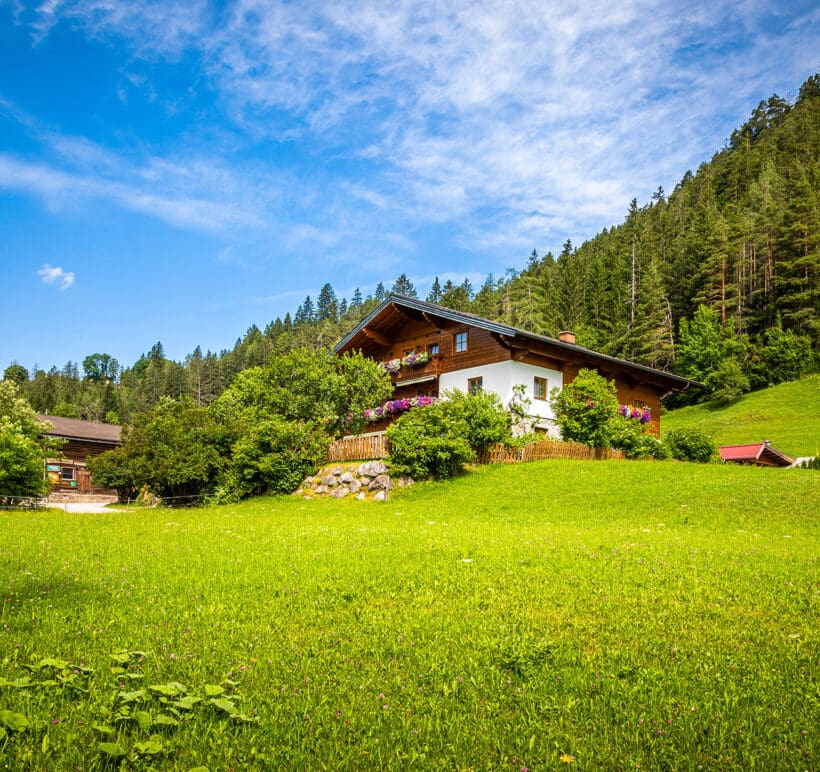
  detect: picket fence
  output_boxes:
[326,433,623,464]
[476,439,624,464]
[327,432,389,462]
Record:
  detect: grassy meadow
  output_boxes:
[662,373,820,458]
[1,459,817,770]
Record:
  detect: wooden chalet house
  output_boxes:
[37,415,122,494]
[335,294,699,435]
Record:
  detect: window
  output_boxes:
[455,331,468,353]
[428,342,439,355]
[61,467,74,481]
[533,376,548,401]
[468,376,483,395]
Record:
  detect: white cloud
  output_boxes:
[9,0,820,265]
[37,263,75,290]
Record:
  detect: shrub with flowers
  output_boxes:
[364,396,437,422]
[381,351,430,373]
[619,404,652,424]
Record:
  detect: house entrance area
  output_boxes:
[46,462,92,493]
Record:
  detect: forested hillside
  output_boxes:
[5,75,818,422]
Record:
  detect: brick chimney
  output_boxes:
[557,330,576,344]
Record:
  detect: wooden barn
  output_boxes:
[37,415,122,494]
[335,294,700,435]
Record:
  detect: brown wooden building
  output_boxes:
[335,295,700,435]
[37,415,122,494]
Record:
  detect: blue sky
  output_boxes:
[1,0,817,375]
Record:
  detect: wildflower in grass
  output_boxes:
[559,754,574,764]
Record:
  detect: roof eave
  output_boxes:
[334,294,517,353]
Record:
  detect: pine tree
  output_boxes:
[553,239,585,331]
[632,256,675,369]
[391,273,418,298]
[295,296,315,323]
[427,277,442,303]
[316,283,338,321]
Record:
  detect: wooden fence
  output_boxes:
[476,439,624,464]
[327,432,389,462]
[327,433,624,464]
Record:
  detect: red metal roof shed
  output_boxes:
[719,441,794,467]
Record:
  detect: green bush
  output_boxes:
[213,349,392,437]
[437,389,511,451]
[222,417,329,499]
[550,369,619,448]
[90,397,228,503]
[665,427,716,463]
[387,391,511,480]
[87,446,139,502]
[0,381,61,498]
[608,416,670,459]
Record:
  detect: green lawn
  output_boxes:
[1,460,817,770]
[662,373,820,458]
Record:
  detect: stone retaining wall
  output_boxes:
[295,461,410,501]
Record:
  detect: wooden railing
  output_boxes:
[392,355,442,383]
[327,432,389,462]
[327,433,624,464]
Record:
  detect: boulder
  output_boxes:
[321,474,338,487]
[348,479,362,494]
[358,461,388,477]
[368,474,393,492]
[339,472,356,484]
[329,486,349,498]
[313,484,328,495]
[356,492,367,500]
[373,490,387,501]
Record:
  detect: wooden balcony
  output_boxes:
[390,354,442,385]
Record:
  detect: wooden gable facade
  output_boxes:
[38,415,122,494]
[335,295,699,434]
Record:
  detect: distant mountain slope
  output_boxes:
[662,373,820,457]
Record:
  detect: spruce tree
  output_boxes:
[427,277,442,303]
[391,273,418,298]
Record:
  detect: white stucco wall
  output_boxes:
[439,360,564,431]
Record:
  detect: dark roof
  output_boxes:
[719,442,794,466]
[37,415,122,444]
[336,294,703,392]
